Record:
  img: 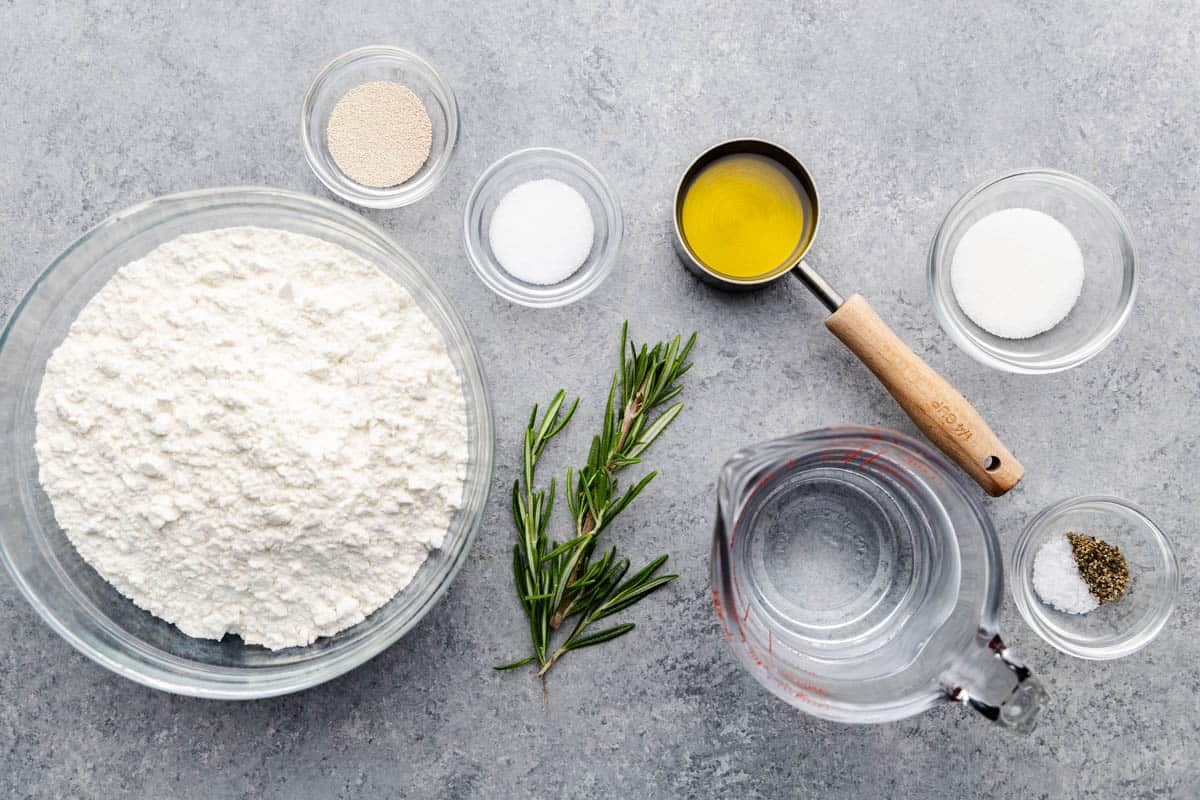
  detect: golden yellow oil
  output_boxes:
[679,153,811,280]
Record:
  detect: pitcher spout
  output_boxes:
[944,631,1047,733]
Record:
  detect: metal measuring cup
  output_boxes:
[673,138,1023,496]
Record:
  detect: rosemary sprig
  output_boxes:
[495,323,696,686]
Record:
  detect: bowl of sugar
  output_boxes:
[928,169,1137,374]
[463,147,622,308]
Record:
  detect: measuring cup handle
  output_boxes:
[824,293,1023,496]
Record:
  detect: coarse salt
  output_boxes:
[1032,533,1098,614]
[950,208,1084,339]
[488,178,594,285]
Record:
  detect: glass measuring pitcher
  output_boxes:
[711,427,1045,730]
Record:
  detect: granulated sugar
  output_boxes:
[488,178,594,285]
[327,81,433,188]
[951,208,1084,339]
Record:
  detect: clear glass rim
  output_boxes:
[1010,494,1178,660]
[462,146,623,308]
[927,168,1138,375]
[0,186,494,698]
[300,45,459,209]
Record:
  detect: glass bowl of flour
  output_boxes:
[0,188,493,698]
[928,169,1137,374]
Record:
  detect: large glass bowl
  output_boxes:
[0,188,493,698]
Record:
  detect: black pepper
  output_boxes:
[1067,532,1130,604]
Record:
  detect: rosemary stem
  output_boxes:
[497,325,694,688]
[548,378,647,629]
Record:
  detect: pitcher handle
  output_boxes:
[943,632,1047,733]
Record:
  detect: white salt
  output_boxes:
[950,208,1084,339]
[489,178,594,285]
[1032,534,1098,614]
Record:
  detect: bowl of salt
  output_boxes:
[928,169,1137,374]
[463,147,622,308]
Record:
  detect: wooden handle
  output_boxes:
[825,294,1023,496]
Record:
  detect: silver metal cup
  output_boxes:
[673,138,842,311]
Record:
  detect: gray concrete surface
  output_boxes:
[2,1,1197,797]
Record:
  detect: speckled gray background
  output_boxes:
[2,1,1197,798]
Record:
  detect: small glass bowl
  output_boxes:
[1010,496,1178,660]
[928,170,1137,374]
[301,46,458,208]
[463,147,622,308]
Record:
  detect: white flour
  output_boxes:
[34,227,468,649]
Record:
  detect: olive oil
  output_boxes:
[679,153,812,280]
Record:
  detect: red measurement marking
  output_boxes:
[787,677,830,696]
[747,643,764,668]
[711,589,725,621]
[768,629,773,655]
[842,446,865,464]
[741,603,751,622]
[788,688,829,708]
[860,450,881,467]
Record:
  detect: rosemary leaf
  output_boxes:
[494,656,536,671]
[539,532,594,563]
[564,623,636,652]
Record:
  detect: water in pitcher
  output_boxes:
[712,428,1044,729]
